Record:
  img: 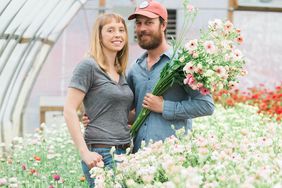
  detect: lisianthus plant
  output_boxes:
[131,0,247,137]
[91,104,282,187]
[182,19,246,95]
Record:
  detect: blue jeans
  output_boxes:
[81,147,126,188]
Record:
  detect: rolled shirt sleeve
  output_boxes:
[162,86,215,120]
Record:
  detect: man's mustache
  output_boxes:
[137,31,151,37]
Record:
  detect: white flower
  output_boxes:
[179,56,185,63]
[205,69,214,77]
[208,19,223,30]
[8,177,17,183]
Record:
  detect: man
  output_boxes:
[84,0,214,153]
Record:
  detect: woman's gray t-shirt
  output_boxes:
[69,58,134,145]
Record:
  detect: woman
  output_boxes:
[64,13,133,187]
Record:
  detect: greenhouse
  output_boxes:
[0,0,281,187]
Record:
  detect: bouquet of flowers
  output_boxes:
[130,2,247,137]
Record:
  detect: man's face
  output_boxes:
[135,15,163,50]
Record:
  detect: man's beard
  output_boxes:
[137,29,163,50]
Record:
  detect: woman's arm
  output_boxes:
[64,88,102,168]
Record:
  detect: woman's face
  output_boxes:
[101,20,127,53]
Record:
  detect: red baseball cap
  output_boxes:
[128,0,168,21]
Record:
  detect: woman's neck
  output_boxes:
[103,49,117,71]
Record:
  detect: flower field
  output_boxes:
[1,102,281,187]
[215,83,282,122]
[92,104,282,188]
[0,124,87,187]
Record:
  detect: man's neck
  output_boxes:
[146,42,169,70]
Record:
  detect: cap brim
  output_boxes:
[128,10,159,20]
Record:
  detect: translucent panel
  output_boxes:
[38,0,74,37]
[49,0,88,40]
[234,11,282,88]
[4,43,42,122]
[13,44,51,127]
[7,0,45,34]
[0,0,12,16]
[0,0,27,34]
[0,40,5,51]
[0,40,18,73]
[0,0,88,145]
[0,41,25,104]
[24,0,61,36]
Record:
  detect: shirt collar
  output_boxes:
[136,47,173,65]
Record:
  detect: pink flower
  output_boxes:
[224,20,233,32]
[186,4,195,12]
[187,74,195,85]
[52,174,60,181]
[228,81,237,89]
[49,185,54,188]
[21,164,26,171]
[192,51,199,58]
[199,87,210,95]
[185,39,198,51]
[195,64,203,74]
[183,62,195,73]
[233,49,242,61]
[183,74,195,86]
[204,41,216,54]
[190,84,198,90]
[197,83,203,88]
[0,178,7,186]
[236,35,243,44]
[215,66,227,78]
[224,54,231,61]
[236,28,241,33]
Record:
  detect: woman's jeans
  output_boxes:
[81,147,126,188]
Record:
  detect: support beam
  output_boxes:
[99,0,106,14]
[236,5,282,12]
[228,0,238,22]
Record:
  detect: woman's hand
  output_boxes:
[142,93,164,113]
[81,150,103,169]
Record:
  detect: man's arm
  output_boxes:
[162,86,214,120]
[143,87,214,120]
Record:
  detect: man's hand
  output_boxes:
[82,113,90,127]
[142,93,164,113]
